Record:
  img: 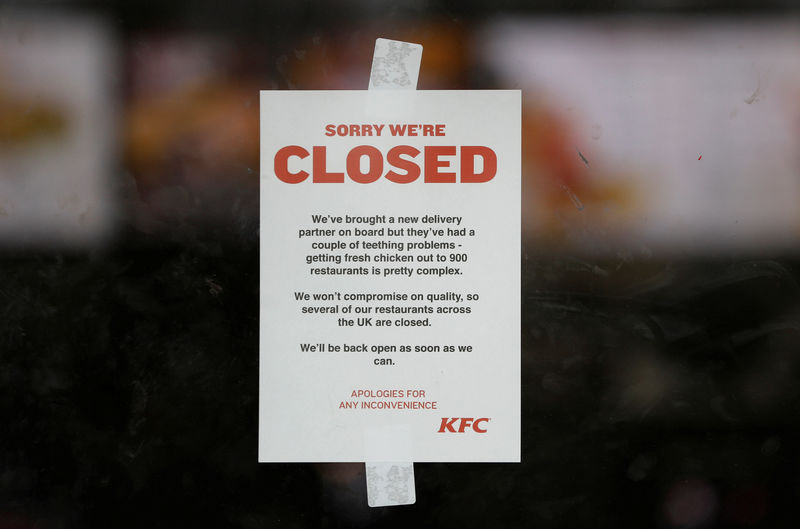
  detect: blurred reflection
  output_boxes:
[480,18,800,254]
[0,15,116,247]
[125,35,262,225]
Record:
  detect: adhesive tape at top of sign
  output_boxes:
[368,38,422,90]
[366,38,423,118]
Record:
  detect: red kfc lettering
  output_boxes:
[438,417,490,433]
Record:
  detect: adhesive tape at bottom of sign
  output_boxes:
[366,462,416,507]
[364,425,415,507]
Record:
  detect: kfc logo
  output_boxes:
[438,417,489,433]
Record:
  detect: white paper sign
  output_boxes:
[259,90,520,462]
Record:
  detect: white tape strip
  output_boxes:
[364,424,415,507]
[368,38,423,90]
[366,462,417,507]
[364,37,422,508]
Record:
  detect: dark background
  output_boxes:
[1,0,799,527]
